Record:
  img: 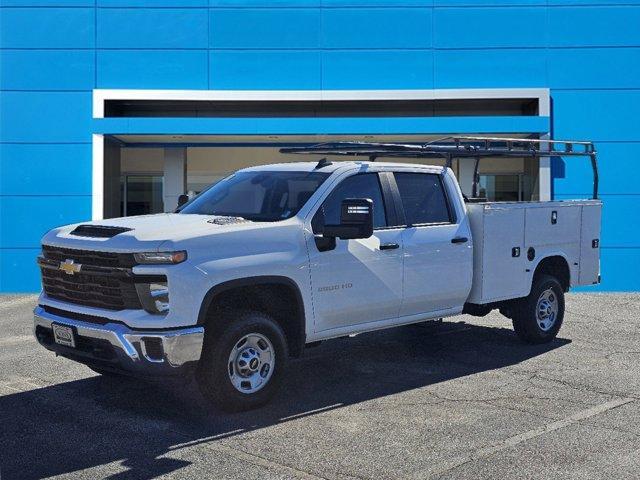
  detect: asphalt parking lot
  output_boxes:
[1,294,639,480]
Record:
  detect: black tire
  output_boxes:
[197,310,288,412]
[512,274,565,344]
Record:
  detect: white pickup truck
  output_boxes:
[34,137,602,411]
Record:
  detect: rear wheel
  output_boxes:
[197,311,288,412]
[512,274,565,344]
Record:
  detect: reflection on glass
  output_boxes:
[120,175,164,216]
[479,174,532,202]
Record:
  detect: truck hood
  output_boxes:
[42,213,263,252]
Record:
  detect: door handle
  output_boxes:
[451,237,468,244]
[380,243,400,250]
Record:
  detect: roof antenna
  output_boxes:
[315,157,332,169]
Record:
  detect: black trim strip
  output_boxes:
[384,171,407,227]
[41,305,111,325]
[105,98,539,118]
[42,244,137,268]
[438,173,456,224]
[377,172,402,228]
[37,257,165,283]
[39,305,197,332]
[129,275,168,284]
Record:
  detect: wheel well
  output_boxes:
[534,256,570,292]
[199,277,306,358]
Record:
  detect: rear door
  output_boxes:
[306,172,404,333]
[393,171,473,317]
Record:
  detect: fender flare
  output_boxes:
[528,253,571,294]
[196,275,307,355]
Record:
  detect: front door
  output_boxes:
[393,172,473,316]
[306,172,404,333]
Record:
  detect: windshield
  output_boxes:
[179,170,330,222]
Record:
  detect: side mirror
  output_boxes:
[177,194,189,209]
[323,198,374,240]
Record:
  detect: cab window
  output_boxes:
[312,173,387,233]
[394,172,452,225]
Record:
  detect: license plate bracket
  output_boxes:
[52,323,76,348]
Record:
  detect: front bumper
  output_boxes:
[34,306,204,377]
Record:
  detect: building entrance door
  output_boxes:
[478,173,533,202]
[120,175,164,216]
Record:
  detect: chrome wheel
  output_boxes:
[536,288,558,332]
[227,333,275,394]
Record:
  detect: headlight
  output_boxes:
[135,282,170,314]
[134,251,187,265]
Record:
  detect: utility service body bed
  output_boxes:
[466,199,602,305]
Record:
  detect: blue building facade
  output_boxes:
[1,1,639,292]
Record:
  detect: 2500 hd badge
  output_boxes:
[318,283,353,293]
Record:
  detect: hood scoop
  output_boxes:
[69,225,133,238]
[207,216,250,226]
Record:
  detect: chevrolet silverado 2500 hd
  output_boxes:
[34,137,602,411]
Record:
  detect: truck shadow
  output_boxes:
[0,320,570,479]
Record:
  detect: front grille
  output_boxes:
[41,268,142,310]
[43,245,136,268]
[40,245,142,310]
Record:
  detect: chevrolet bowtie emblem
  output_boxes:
[59,259,81,275]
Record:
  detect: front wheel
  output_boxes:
[197,311,288,412]
[512,274,565,344]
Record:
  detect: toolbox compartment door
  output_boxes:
[579,204,602,285]
[525,205,581,248]
[481,207,527,301]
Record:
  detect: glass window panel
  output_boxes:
[313,173,387,232]
[478,174,521,202]
[124,175,164,216]
[394,173,450,225]
[180,171,329,222]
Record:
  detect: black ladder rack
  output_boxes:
[280,136,599,200]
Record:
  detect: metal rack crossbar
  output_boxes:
[280,136,599,200]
